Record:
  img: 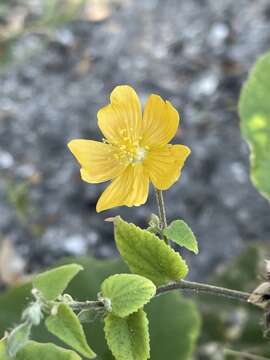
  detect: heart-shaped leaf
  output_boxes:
[101,274,156,318]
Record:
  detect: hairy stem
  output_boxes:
[69,300,104,311]
[155,189,168,242]
[154,189,167,229]
[68,279,252,313]
[156,279,250,302]
[224,349,270,360]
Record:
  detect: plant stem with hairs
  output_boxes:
[155,188,168,242]
[69,278,252,312]
[156,279,250,302]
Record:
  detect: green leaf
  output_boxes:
[45,303,96,359]
[16,341,82,360]
[33,264,83,300]
[114,217,188,285]
[0,255,200,360]
[104,309,150,360]
[6,322,31,357]
[163,220,198,254]
[101,274,156,318]
[239,51,270,201]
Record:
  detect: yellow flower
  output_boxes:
[68,85,190,212]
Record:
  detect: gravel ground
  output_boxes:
[0,0,270,280]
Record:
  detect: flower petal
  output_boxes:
[142,95,179,146]
[68,139,126,183]
[98,85,142,144]
[96,164,149,212]
[145,144,190,190]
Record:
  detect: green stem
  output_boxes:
[69,300,104,311]
[224,349,270,360]
[154,189,168,242]
[156,279,250,302]
[68,279,252,313]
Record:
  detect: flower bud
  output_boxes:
[149,214,160,228]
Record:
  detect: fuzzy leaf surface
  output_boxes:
[33,264,83,300]
[45,303,96,359]
[114,217,188,285]
[164,220,198,254]
[104,309,149,360]
[101,274,156,317]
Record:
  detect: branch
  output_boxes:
[68,279,252,313]
[156,279,250,302]
[69,300,104,311]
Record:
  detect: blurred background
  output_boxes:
[0,0,270,285]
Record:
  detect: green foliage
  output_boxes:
[0,256,200,360]
[104,309,150,360]
[33,264,83,300]
[0,284,32,337]
[198,244,269,359]
[45,303,96,359]
[6,322,31,357]
[16,341,82,360]
[114,217,188,285]
[101,274,156,318]
[146,292,200,360]
[163,220,199,254]
[239,51,270,201]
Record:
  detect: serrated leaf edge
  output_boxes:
[101,274,156,318]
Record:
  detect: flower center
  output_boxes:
[107,128,148,165]
[133,147,147,163]
[109,142,148,165]
[116,143,147,164]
